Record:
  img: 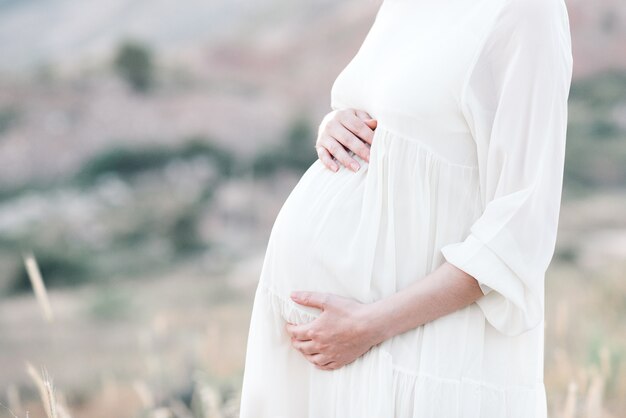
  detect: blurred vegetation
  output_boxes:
[0,105,20,136]
[251,116,317,176]
[168,202,209,256]
[9,249,92,293]
[1,71,624,295]
[1,115,317,295]
[113,40,155,93]
[564,69,626,193]
[87,284,134,322]
[75,137,236,186]
[2,63,626,295]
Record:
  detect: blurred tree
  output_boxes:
[252,115,317,176]
[113,40,155,93]
[0,106,19,136]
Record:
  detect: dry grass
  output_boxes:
[544,254,626,417]
[22,252,54,323]
[4,252,243,418]
[3,246,624,417]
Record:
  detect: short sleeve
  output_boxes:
[440,0,574,337]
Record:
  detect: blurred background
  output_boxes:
[0,0,624,417]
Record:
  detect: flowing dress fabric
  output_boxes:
[239,0,573,416]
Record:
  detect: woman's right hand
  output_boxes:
[315,108,377,173]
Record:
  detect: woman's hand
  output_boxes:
[284,291,384,371]
[315,108,378,173]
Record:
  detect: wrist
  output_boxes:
[361,297,396,346]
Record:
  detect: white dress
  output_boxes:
[239,0,573,416]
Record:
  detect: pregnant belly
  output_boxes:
[261,152,378,307]
[256,128,482,325]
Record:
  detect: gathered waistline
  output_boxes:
[371,122,479,170]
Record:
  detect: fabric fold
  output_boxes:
[259,283,547,418]
[440,0,573,337]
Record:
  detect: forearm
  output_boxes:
[366,262,485,344]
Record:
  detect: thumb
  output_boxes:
[364,118,377,129]
[291,291,328,310]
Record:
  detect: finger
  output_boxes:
[284,322,295,338]
[334,108,376,141]
[327,123,371,164]
[304,353,331,367]
[291,338,319,355]
[354,109,372,120]
[338,112,375,146]
[363,118,377,130]
[315,145,339,172]
[319,135,360,172]
[285,322,314,341]
[316,361,339,371]
[291,291,329,310]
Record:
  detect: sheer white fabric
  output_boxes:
[440,0,574,338]
[239,0,573,416]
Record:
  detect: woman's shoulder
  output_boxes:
[498,0,569,24]
[490,0,571,42]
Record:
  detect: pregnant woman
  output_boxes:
[239,0,573,416]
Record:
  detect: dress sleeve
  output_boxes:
[439,0,574,337]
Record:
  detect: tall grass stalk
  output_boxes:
[25,362,57,418]
[23,252,54,322]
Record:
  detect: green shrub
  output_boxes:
[554,246,578,263]
[590,120,621,140]
[114,40,155,93]
[10,250,91,293]
[170,206,207,255]
[76,146,171,184]
[75,139,236,185]
[88,285,134,321]
[569,69,626,109]
[563,71,626,191]
[0,106,19,135]
[181,138,237,177]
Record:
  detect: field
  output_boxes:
[1,192,625,418]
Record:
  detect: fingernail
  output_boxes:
[351,162,360,172]
[332,164,339,172]
[291,292,299,300]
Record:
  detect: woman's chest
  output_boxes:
[330,0,502,130]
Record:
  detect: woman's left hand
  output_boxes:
[284,291,384,371]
